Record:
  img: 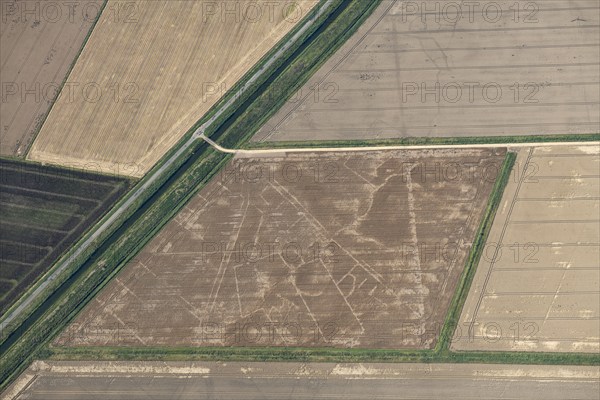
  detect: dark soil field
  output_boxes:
[0,158,132,315]
[57,149,506,350]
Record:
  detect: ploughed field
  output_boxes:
[0,159,132,315]
[57,149,506,349]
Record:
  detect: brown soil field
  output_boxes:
[253,0,600,142]
[4,361,599,400]
[56,149,506,349]
[0,0,102,156]
[27,0,318,177]
[453,144,599,353]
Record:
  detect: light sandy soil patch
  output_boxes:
[56,149,505,349]
[27,0,318,177]
[253,0,600,142]
[0,0,101,156]
[3,360,599,400]
[453,144,600,353]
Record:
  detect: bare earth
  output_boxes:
[3,361,599,400]
[27,0,318,177]
[453,144,600,353]
[253,0,600,142]
[0,0,101,156]
[56,149,505,349]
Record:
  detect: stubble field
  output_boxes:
[56,148,506,349]
[26,0,318,177]
[0,0,102,156]
[3,361,599,400]
[453,144,599,353]
[253,0,600,142]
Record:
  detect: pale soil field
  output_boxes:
[27,0,318,177]
[0,0,101,156]
[253,0,600,142]
[3,361,599,400]
[453,144,600,353]
[56,149,505,349]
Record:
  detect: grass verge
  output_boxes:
[436,152,517,353]
[45,345,599,366]
[245,133,600,149]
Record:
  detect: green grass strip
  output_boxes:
[436,152,517,353]
[46,345,598,366]
[245,133,600,149]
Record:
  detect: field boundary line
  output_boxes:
[202,136,600,154]
[245,134,600,150]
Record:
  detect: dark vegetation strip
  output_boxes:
[436,152,516,353]
[0,263,32,283]
[0,184,99,206]
[245,133,600,149]
[45,345,598,366]
[0,193,81,215]
[0,0,379,390]
[1,209,81,233]
[1,171,114,198]
[0,157,127,183]
[0,243,50,267]
[0,166,116,186]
